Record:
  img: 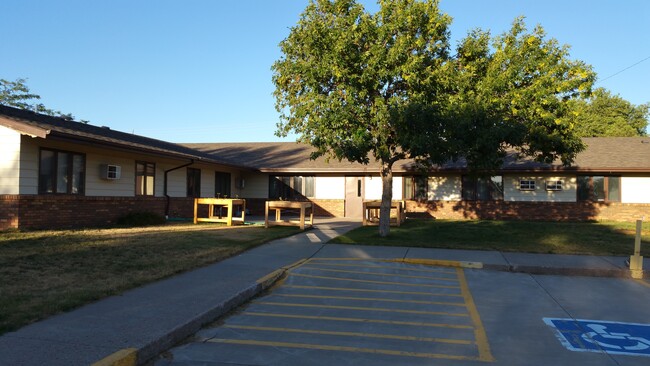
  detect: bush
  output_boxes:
[116,212,166,227]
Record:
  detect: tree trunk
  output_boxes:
[379,161,394,237]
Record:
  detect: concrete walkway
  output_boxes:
[0,218,647,366]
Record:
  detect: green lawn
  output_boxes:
[331,219,650,256]
[0,223,299,335]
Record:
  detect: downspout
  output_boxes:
[164,159,194,219]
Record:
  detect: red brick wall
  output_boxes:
[405,200,650,222]
[244,198,344,217]
[0,195,199,230]
[0,195,19,230]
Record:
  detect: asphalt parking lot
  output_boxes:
[156,258,650,366]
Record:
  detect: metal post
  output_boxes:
[630,219,644,279]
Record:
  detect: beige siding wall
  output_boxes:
[0,126,21,194]
[428,175,462,201]
[622,177,650,203]
[504,174,577,202]
[18,137,244,198]
[19,136,39,194]
[241,173,268,199]
[315,176,345,199]
[364,176,403,200]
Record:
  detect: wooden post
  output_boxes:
[226,201,233,226]
[299,205,306,230]
[193,199,198,224]
[630,219,644,279]
[265,201,269,228]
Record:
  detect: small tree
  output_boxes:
[0,78,75,120]
[273,1,595,236]
[572,88,649,137]
[273,0,453,236]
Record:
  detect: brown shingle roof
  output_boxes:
[3,104,648,174]
[185,138,650,173]
[0,105,241,168]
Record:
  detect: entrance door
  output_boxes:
[345,176,364,219]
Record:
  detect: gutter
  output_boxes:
[164,160,194,219]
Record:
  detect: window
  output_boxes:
[187,168,201,197]
[519,180,536,191]
[39,149,85,194]
[546,180,564,191]
[135,161,155,196]
[269,175,314,200]
[215,172,231,197]
[578,176,620,202]
[404,176,427,200]
[462,176,503,201]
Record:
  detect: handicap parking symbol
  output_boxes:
[544,318,650,357]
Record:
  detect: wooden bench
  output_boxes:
[265,200,314,230]
[193,198,246,226]
[362,200,405,226]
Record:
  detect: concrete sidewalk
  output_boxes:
[0,218,647,366]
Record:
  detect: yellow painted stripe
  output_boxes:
[392,258,484,269]
[244,312,475,329]
[298,261,457,274]
[298,266,459,282]
[205,338,480,361]
[222,324,474,345]
[456,268,495,362]
[273,293,465,307]
[255,301,469,317]
[91,348,137,366]
[290,273,461,289]
[635,279,650,289]
[283,284,464,297]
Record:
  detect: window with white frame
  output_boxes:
[519,180,536,191]
[546,180,563,191]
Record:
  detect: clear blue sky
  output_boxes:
[2,0,648,142]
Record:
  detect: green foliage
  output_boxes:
[571,88,649,137]
[116,211,166,227]
[272,1,596,235]
[0,78,76,120]
[449,17,595,169]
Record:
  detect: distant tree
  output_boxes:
[0,78,75,120]
[571,88,648,137]
[272,0,594,236]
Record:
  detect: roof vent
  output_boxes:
[100,126,111,130]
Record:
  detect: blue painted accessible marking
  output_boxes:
[544,318,650,357]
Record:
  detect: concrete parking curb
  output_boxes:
[92,259,306,366]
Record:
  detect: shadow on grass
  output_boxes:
[331,219,650,256]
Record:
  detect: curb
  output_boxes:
[92,259,305,366]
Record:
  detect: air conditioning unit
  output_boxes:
[101,164,121,180]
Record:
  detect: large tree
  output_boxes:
[0,78,74,119]
[272,0,594,236]
[572,87,648,137]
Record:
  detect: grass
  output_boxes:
[331,219,650,256]
[0,223,300,335]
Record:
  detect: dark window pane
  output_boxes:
[490,176,504,200]
[404,177,414,199]
[304,176,314,197]
[39,150,55,193]
[592,176,605,201]
[462,175,476,200]
[577,176,591,201]
[187,168,201,197]
[293,176,303,195]
[607,176,621,202]
[57,152,69,193]
[72,154,84,194]
[216,172,232,197]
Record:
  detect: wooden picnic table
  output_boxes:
[265,200,314,230]
[193,198,246,226]
[362,200,406,226]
